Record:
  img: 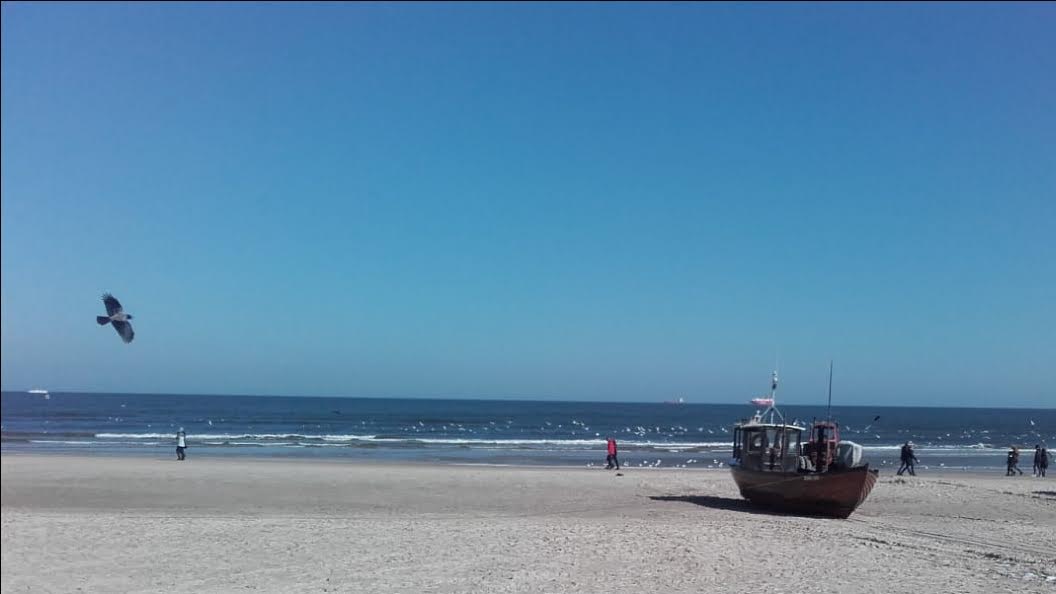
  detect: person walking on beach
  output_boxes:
[605,437,620,470]
[1039,447,1049,478]
[1006,446,1022,476]
[897,442,918,476]
[1034,445,1044,477]
[176,428,187,461]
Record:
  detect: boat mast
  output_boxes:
[826,360,834,421]
[765,370,782,424]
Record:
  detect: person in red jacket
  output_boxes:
[605,437,620,470]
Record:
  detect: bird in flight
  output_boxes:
[96,293,135,343]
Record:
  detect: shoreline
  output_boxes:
[0,448,1022,475]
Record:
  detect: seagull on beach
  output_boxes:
[96,293,135,343]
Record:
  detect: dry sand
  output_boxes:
[2,454,1054,593]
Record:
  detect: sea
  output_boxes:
[2,392,1053,472]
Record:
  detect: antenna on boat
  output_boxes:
[774,349,780,393]
[763,369,782,424]
[826,360,834,421]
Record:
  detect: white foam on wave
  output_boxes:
[90,432,731,448]
[94,432,379,441]
[202,441,297,447]
[79,433,1014,454]
[408,438,731,448]
[862,443,1001,452]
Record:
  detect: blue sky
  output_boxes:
[1,3,1053,406]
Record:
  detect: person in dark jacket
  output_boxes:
[1007,446,1022,476]
[1039,447,1049,478]
[605,437,620,470]
[897,442,918,476]
[1034,445,1043,477]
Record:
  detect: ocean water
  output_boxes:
[2,392,1053,471]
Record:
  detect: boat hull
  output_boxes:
[730,464,878,518]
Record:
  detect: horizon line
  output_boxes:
[1,389,1051,410]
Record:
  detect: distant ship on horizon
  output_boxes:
[28,388,50,399]
[664,396,686,405]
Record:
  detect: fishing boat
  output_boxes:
[729,367,878,518]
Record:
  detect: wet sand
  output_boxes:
[2,454,1054,593]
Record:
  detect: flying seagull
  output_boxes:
[96,293,135,343]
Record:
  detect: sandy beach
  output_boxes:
[2,454,1053,593]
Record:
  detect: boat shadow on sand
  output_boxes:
[649,495,847,519]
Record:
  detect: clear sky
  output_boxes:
[1,2,1053,406]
